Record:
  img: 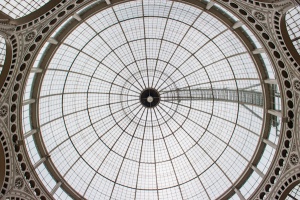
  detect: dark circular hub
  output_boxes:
[140,88,160,108]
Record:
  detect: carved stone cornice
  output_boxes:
[0,22,16,39]
[273,0,295,13]
[0,0,299,199]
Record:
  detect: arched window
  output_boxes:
[0,36,6,75]
[286,183,300,200]
[286,6,300,54]
[0,0,50,19]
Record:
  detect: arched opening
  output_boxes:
[285,6,300,55]
[0,0,50,19]
[0,141,5,195]
[0,36,6,75]
[281,181,300,200]
[286,183,300,199]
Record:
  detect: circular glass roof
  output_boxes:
[38,1,264,199]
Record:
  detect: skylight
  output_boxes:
[25,1,268,199]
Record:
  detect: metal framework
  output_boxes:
[161,88,264,106]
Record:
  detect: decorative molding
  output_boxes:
[289,153,299,166]
[0,22,16,39]
[0,0,299,199]
[0,104,8,118]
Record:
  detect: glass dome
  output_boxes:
[36,1,265,199]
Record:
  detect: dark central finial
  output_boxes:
[140,88,160,108]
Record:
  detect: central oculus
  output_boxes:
[140,88,160,108]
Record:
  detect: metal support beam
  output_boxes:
[23,99,36,106]
[232,21,243,29]
[51,181,62,195]
[34,157,47,169]
[31,67,43,73]
[161,88,264,107]
[73,13,82,21]
[252,48,265,54]
[206,1,214,10]
[17,140,24,146]
[252,166,264,179]
[268,109,282,117]
[282,117,289,123]
[234,188,246,200]
[242,83,261,90]
[48,37,58,45]
[263,139,277,149]
[24,129,38,139]
[105,0,111,5]
[264,79,277,85]
[241,104,263,120]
